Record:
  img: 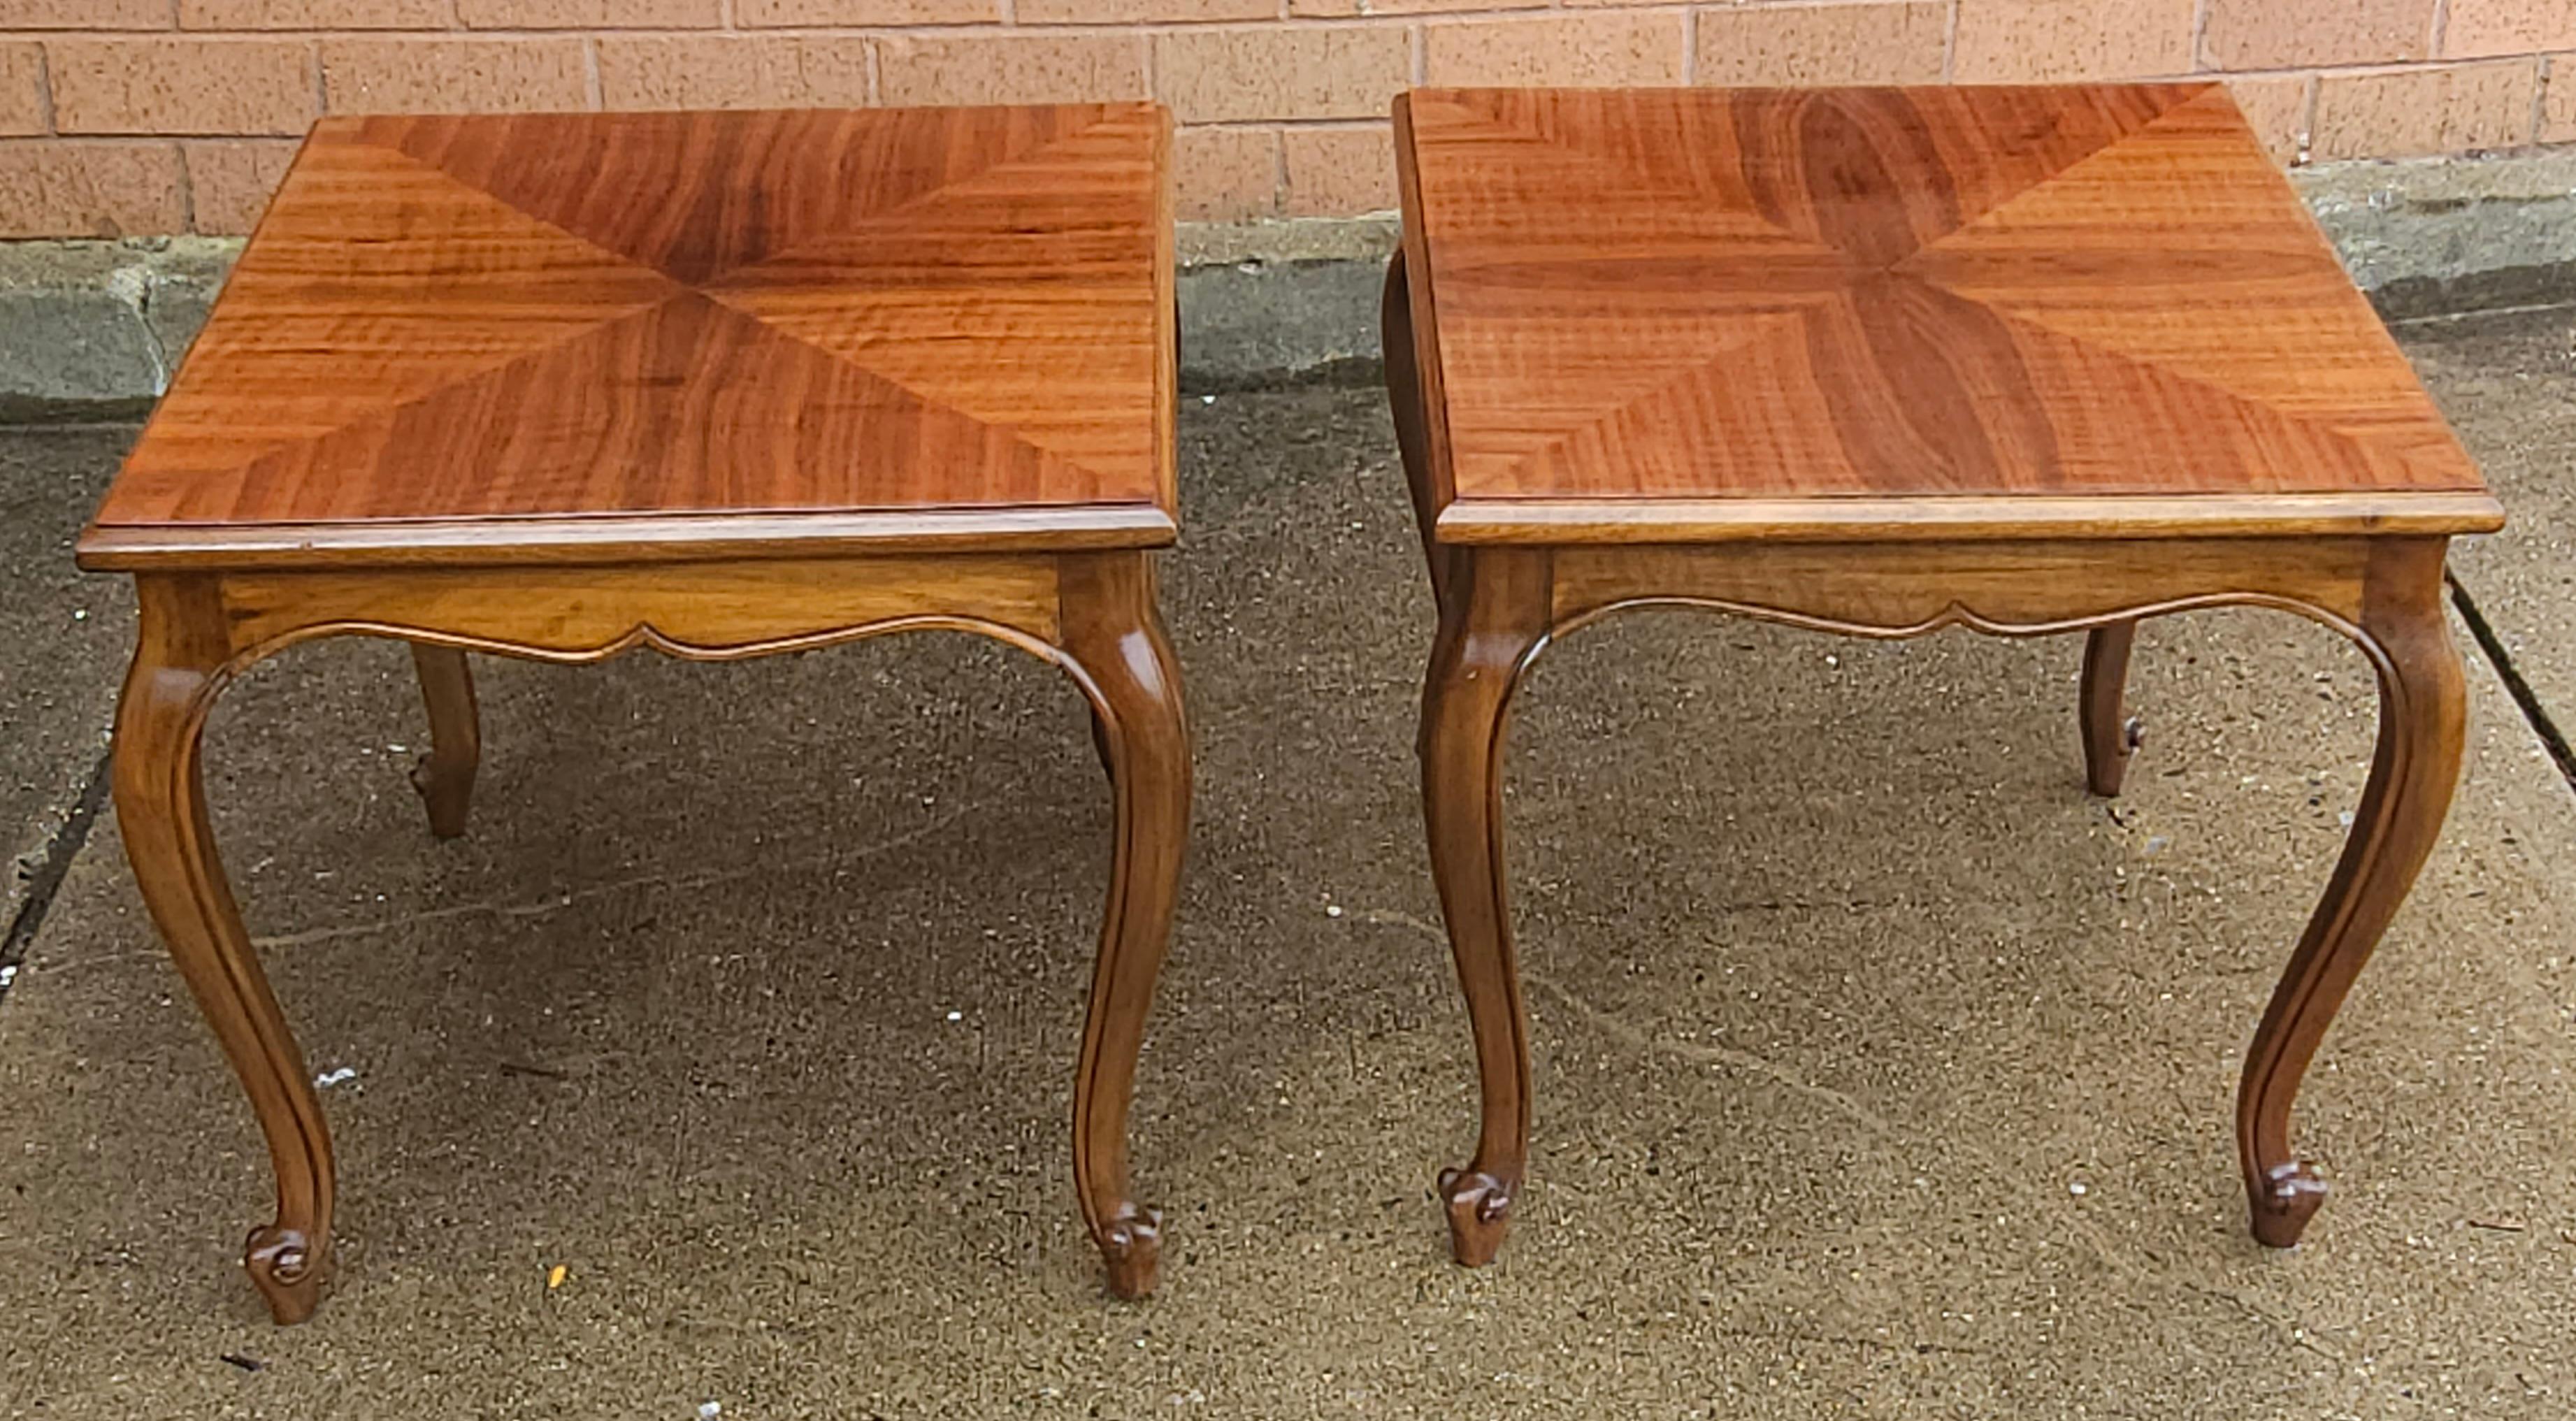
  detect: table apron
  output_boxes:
[195,554,1067,666]
[1547,536,2394,640]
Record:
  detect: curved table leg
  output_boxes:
[408,643,480,839]
[1420,548,1551,1267]
[2080,620,2142,797]
[112,576,334,1324]
[2239,541,2467,1247]
[1058,553,1192,1299]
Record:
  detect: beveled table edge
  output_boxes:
[75,503,1179,572]
[1431,491,2507,546]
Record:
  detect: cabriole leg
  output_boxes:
[112,575,335,1323]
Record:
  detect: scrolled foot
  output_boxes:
[1096,1204,1162,1299]
[245,1224,324,1325]
[2247,1162,2329,1248]
[1438,1167,1515,1267]
[408,755,472,839]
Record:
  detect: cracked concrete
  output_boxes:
[5,316,2576,1414]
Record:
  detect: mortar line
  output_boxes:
[2448,573,2576,795]
[0,750,114,1011]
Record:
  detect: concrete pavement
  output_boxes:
[4,319,2576,1415]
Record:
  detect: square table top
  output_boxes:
[79,103,1174,571]
[1391,85,2503,544]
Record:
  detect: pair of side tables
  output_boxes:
[74,88,2501,1323]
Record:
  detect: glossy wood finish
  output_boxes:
[1388,85,2495,1268]
[84,104,1176,570]
[83,106,1188,1321]
[1394,86,2498,544]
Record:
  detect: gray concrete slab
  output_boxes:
[3,390,2573,1417]
[0,425,134,928]
[2399,309,2576,749]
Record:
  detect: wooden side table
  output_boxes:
[76,105,1189,1322]
[1383,85,2504,1266]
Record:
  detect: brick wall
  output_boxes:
[2,0,2573,238]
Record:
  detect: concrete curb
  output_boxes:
[5,154,2573,416]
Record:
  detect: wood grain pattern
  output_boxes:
[81,104,1174,568]
[1395,85,2501,542]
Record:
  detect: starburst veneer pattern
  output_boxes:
[1397,85,2495,542]
[86,104,1175,568]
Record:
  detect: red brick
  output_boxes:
[456,0,722,25]
[2203,0,2434,69]
[48,38,317,138]
[1695,1,1948,86]
[183,137,298,234]
[1424,13,1686,87]
[0,42,41,138]
[2445,1,2576,59]
[1952,0,2196,81]
[878,34,1146,106]
[737,0,995,22]
[595,35,872,110]
[2310,58,2536,159]
[0,0,170,25]
[182,0,452,26]
[324,38,591,115]
[1022,0,1272,22]
[1281,123,1393,217]
[1172,124,1276,220]
[0,139,186,238]
[1153,26,1411,123]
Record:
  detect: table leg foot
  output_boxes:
[1437,1167,1515,1267]
[408,643,479,839]
[2080,621,2140,798]
[1096,1204,1163,1300]
[2247,1162,2329,1248]
[246,1224,325,1324]
[2236,541,2465,1250]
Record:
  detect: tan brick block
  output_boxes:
[0,43,41,138]
[1952,0,2195,81]
[324,38,589,115]
[595,35,871,110]
[2310,59,2536,159]
[182,0,452,26]
[2224,75,2314,166]
[2545,55,2576,141]
[0,0,169,26]
[1291,0,1540,17]
[457,0,721,26]
[879,34,1145,106]
[1695,1,1948,87]
[737,0,995,22]
[2203,0,2433,69]
[2445,1,2576,59]
[1423,13,1686,87]
[1023,0,1272,23]
[1173,124,1276,220]
[183,137,298,234]
[1154,26,1410,123]
[49,39,317,138]
[0,139,186,238]
[1281,123,1393,217]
